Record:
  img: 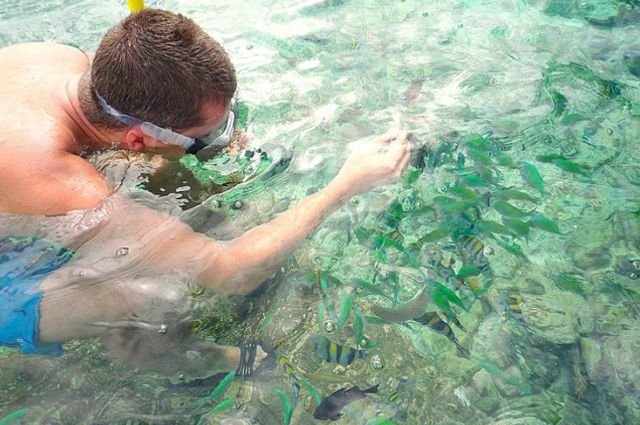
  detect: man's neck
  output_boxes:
[60,75,125,155]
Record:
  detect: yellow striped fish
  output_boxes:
[311,335,366,365]
[286,255,300,274]
[415,312,469,358]
[279,356,301,399]
[425,247,458,282]
[505,293,526,323]
[457,235,487,265]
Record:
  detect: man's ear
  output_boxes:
[125,127,146,152]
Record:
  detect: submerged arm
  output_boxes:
[161,130,410,294]
[199,176,354,293]
[38,131,407,344]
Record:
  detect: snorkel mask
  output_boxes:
[95,91,238,161]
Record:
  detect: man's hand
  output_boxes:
[333,129,410,197]
[226,129,250,156]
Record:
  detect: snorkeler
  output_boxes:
[0,9,409,380]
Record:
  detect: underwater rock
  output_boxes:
[556,396,597,425]
[622,165,640,186]
[569,243,611,270]
[613,256,640,279]
[517,277,547,295]
[471,316,513,369]
[518,344,561,388]
[623,45,640,78]
[492,365,528,398]
[584,34,618,61]
[600,331,640,393]
[579,337,602,382]
[589,292,639,335]
[491,392,563,425]
[464,369,501,413]
[574,331,640,423]
[607,210,640,251]
[565,214,613,270]
[522,291,593,345]
[257,272,315,350]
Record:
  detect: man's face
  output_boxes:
[143,99,232,159]
[178,99,232,144]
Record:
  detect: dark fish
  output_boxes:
[313,384,379,421]
[414,312,469,358]
[311,335,366,365]
[407,133,426,169]
[456,152,466,171]
[403,79,424,104]
[613,256,640,280]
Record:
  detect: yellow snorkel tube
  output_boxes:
[127,0,144,12]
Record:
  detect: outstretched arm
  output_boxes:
[38,129,408,343]
[196,130,409,293]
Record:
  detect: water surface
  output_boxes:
[1,0,639,424]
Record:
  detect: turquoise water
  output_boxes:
[1,0,640,424]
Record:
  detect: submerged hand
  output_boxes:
[334,128,410,196]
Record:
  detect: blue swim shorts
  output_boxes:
[0,237,74,355]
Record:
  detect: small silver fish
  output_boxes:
[313,384,379,421]
[371,286,430,322]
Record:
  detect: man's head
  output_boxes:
[80,8,237,154]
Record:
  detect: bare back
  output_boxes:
[0,42,110,215]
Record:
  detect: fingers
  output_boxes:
[388,130,409,153]
[395,130,408,144]
[380,133,410,174]
[378,127,400,145]
[378,115,405,143]
[387,132,410,178]
[397,142,411,175]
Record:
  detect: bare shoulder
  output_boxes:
[0,42,89,84]
[0,42,85,59]
[0,151,112,215]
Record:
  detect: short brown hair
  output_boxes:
[80,8,236,130]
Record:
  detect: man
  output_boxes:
[0,9,408,380]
